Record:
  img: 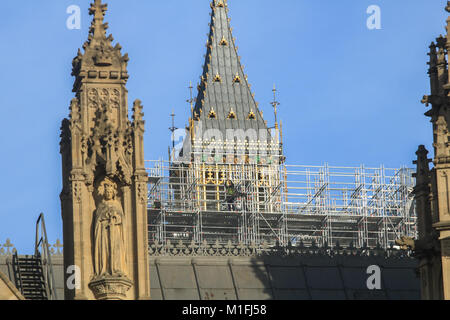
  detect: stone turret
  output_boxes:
[413,1,450,301]
[413,146,433,241]
[60,0,150,300]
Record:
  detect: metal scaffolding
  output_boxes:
[146,160,416,250]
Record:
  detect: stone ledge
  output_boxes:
[88,276,133,300]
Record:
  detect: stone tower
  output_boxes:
[400,1,450,300]
[60,0,150,300]
[184,0,283,166]
[172,0,284,220]
[408,146,444,299]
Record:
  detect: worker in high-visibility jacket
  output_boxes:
[225,180,238,211]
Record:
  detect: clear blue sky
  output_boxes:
[0,0,445,253]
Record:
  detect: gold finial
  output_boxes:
[169,110,178,157]
[271,84,280,129]
[187,81,196,141]
[187,81,195,117]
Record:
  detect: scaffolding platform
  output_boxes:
[146,160,416,250]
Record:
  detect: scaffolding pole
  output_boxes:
[146,160,417,250]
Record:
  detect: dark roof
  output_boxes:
[193,0,268,135]
[148,247,420,300]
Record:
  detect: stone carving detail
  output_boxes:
[132,99,145,132]
[88,277,132,300]
[434,116,450,161]
[88,88,99,109]
[88,88,120,109]
[93,177,127,279]
[395,236,416,251]
[69,98,81,125]
[82,112,133,189]
[60,119,71,154]
[80,89,134,189]
[61,0,149,300]
[148,240,412,258]
[52,239,64,255]
[71,0,130,94]
[0,239,16,256]
[137,182,147,204]
[93,42,113,67]
[72,182,82,204]
[440,170,450,216]
[0,240,64,256]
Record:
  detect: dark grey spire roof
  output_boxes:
[193,0,268,134]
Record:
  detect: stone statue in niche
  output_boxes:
[93,177,127,279]
[435,115,450,159]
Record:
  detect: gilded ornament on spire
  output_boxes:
[227,108,236,119]
[220,36,228,46]
[213,74,222,82]
[233,73,241,83]
[208,108,217,119]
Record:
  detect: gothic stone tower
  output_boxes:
[60,0,150,300]
[403,1,450,300]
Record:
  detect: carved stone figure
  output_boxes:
[93,177,127,278]
[434,116,450,160]
[395,236,415,250]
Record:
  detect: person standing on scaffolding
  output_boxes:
[225,180,238,211]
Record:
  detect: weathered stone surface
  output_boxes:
[0,271,24,300]
[88,276,133,300]
[60,0,149,300]
[414,1,450,300]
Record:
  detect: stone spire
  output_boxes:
[422,4,450,162]
[71,0,129,92]
[412,146,433,239]
[60,0,150,300]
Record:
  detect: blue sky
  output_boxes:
[0,0,446,253]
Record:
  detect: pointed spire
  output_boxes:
[413,145,431,187]
[86,0,113,66]
[427,42,439,96]
[71,0,129,92]
[412,145,433,240]
[181,0,284,165]
[445,2,450,49]
[89,0,108,41]
[193,0,266,129]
